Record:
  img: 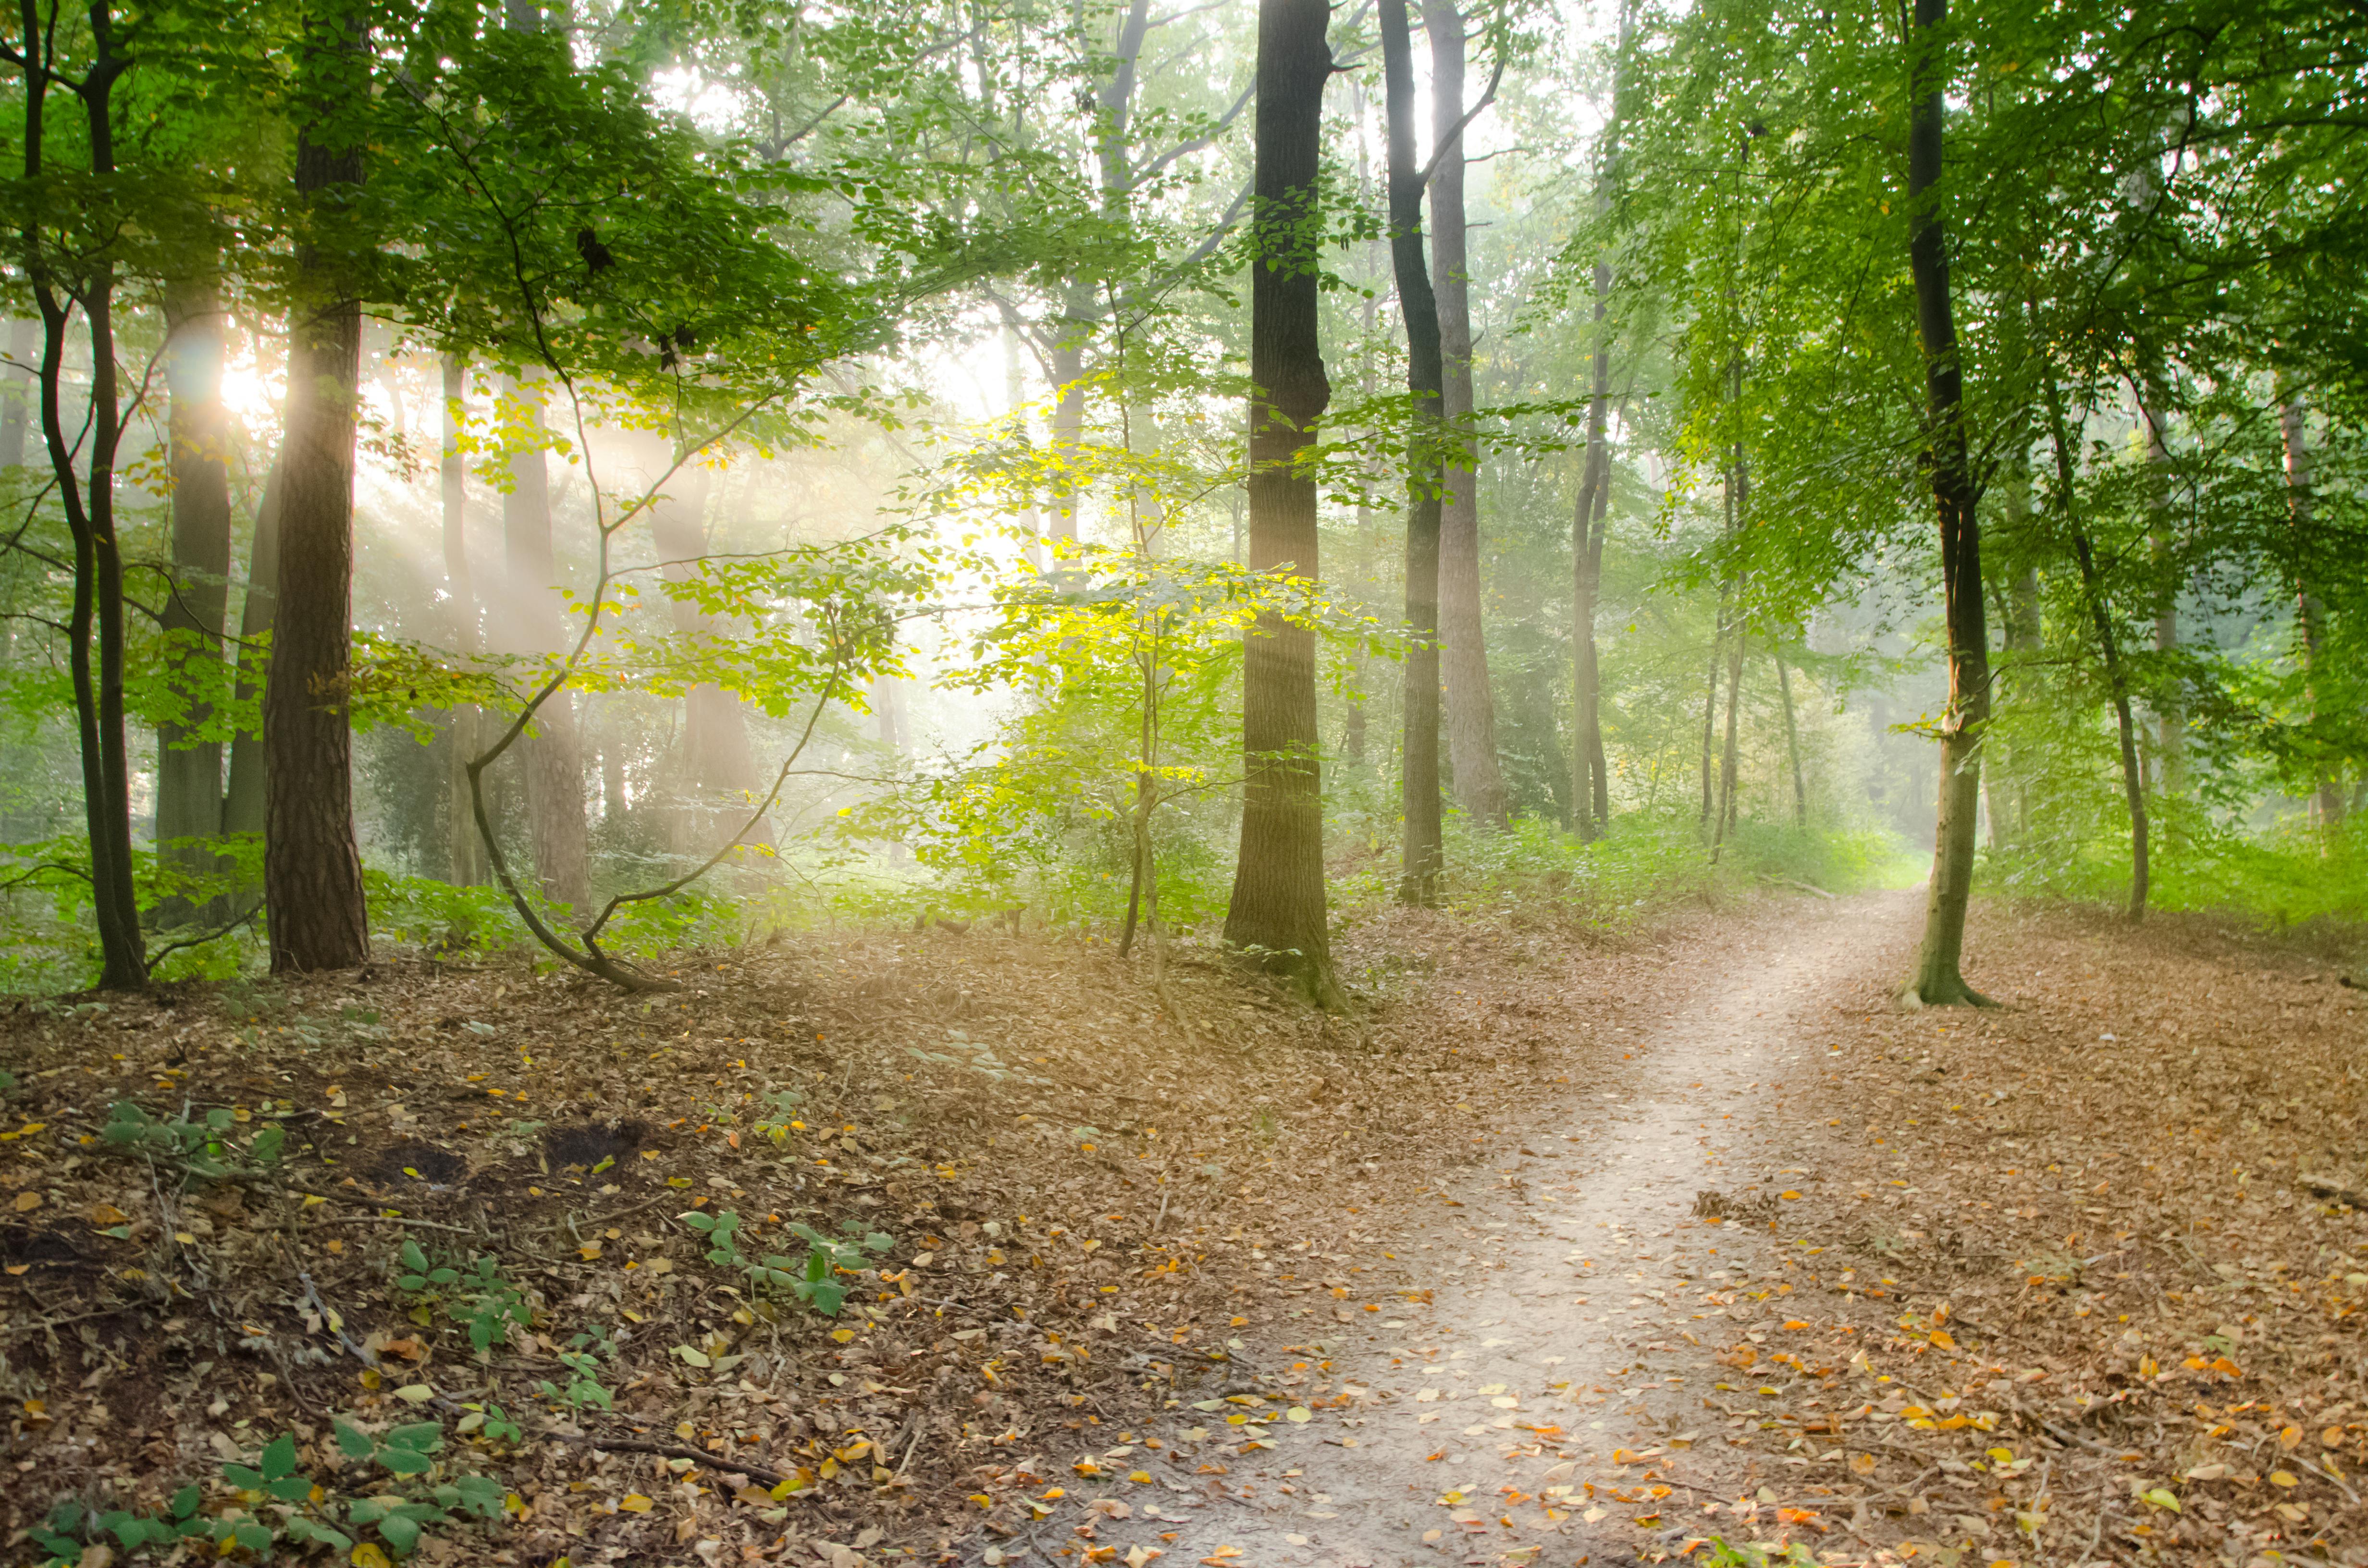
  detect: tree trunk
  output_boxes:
[155,273,234,925]
[1697,621,1721,833]
[2278,393,2342,837]
[1222,0,1339,1004]
[2142,402,2184,800]
[1572,263,1615,841]
[1425,0,1507,831]
[1903,0,1992,1006]
[222,462,283,841]
[264,14,372,973]
[0,318,32,467]
[441,354,486,886]
[26,10,145,987]
[1381,0,1444,906]
[1776,643,1806,825]
[501,377,592,907]
[1713,625,1744,852]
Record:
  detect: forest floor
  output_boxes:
[1,888,2364,1568]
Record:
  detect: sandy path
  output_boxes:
[1028,891,1917,1568]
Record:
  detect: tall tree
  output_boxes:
[19,0,143,986]
[2279,392,2342,837]
[1570,7,1625,843]
[1222,0,1339,1003]
[1901,0,1991,1006]
[155,272,234,923]
[441,355,486,886]
[501,377,592,907]
[1425,0,1507,830]
[263,4,372,972]
[1381,0,1444,906]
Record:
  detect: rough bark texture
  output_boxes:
[1904,0,1992,1006]
[263,54,371,974]
[441,355,486,886]
[2279,395,2342,835]
[1425,0,1507,832]
[155,275,233,923]
[502,378,592,908]
[1381,0,1444,906]
[1222,0,1337,1003]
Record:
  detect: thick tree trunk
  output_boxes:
[1425,0,1508,832]
[501,378,592,907]
[2278,394,2342,837]
[264,27,372,974]
[441,355,486,886]
[1903,0,1992,1005]
[155,274,233,924]
[1381,0,1444,906]
[1222,0,1338,1004]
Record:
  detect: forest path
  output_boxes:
[1062,889,1916,1568]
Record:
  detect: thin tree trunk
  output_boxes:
[1573,10,1626,841]
[502,376,592,907]
[1903,0,1992,1005]
[1713,625,1744,852]
[1381,0,1444,906]
[1775,643,1806,826]
[264,8,372,973]
[0,318,32,468]
[25,9,143,986]
[1698,620,1721,833]
[156,273,234,924]
[2279,393,2342,837]
[1425,0,1507,831]
[2142,401,2183,800]
[222,462,283,841]
[441,354,486,886]
[1222,0,1339,1005]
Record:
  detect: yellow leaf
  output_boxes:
[969,1493,994,1509]
[2270,1470,2299,1489]
[619,1493,654,1513]
[12,1190,42,1212]
[352,1545,394,1568]
[1284,1407,1312,1423]
[578,1241,602,1261]
[1930,1329,1957,1350]
[1779,1190,1802,1200]
[1128,1470,1153,1483]
[831,1329,855,1344]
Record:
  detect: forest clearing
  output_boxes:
[0,0,2362,1564]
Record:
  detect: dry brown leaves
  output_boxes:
[1751,903,2368,1566]
[0,901,1648,1567]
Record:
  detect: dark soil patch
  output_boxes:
[541,1117,649,1170]
[362,1137,468,1188]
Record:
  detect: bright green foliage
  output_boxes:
[394,1242,532,1354]
[98,1100,286,1181]
[30,1420,503,1565]
[680,1207,892,1317]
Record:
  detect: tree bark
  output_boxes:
[1572,256,1615,841]
[1775,642,1806,825]
[1425,0,1507,832]
[1903,0,1992,1005]
[441,354,487,886]
[2142,401,2184,800]
[2278,393,2342,837]
[155,273,234,924]
[264,11,372,973]
[1222,0,1339,1004]
[23,3,142,985]
[1381,0,1444,906]
[501,377,592,907]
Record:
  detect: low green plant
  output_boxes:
[394,1241,532,1353]
[27,1421,504,1565]
[678,1207,892,1316]
[98,1100,287,1178]
[535,1329,617,1411]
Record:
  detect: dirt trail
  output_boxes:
[1054,892,1915,1568]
